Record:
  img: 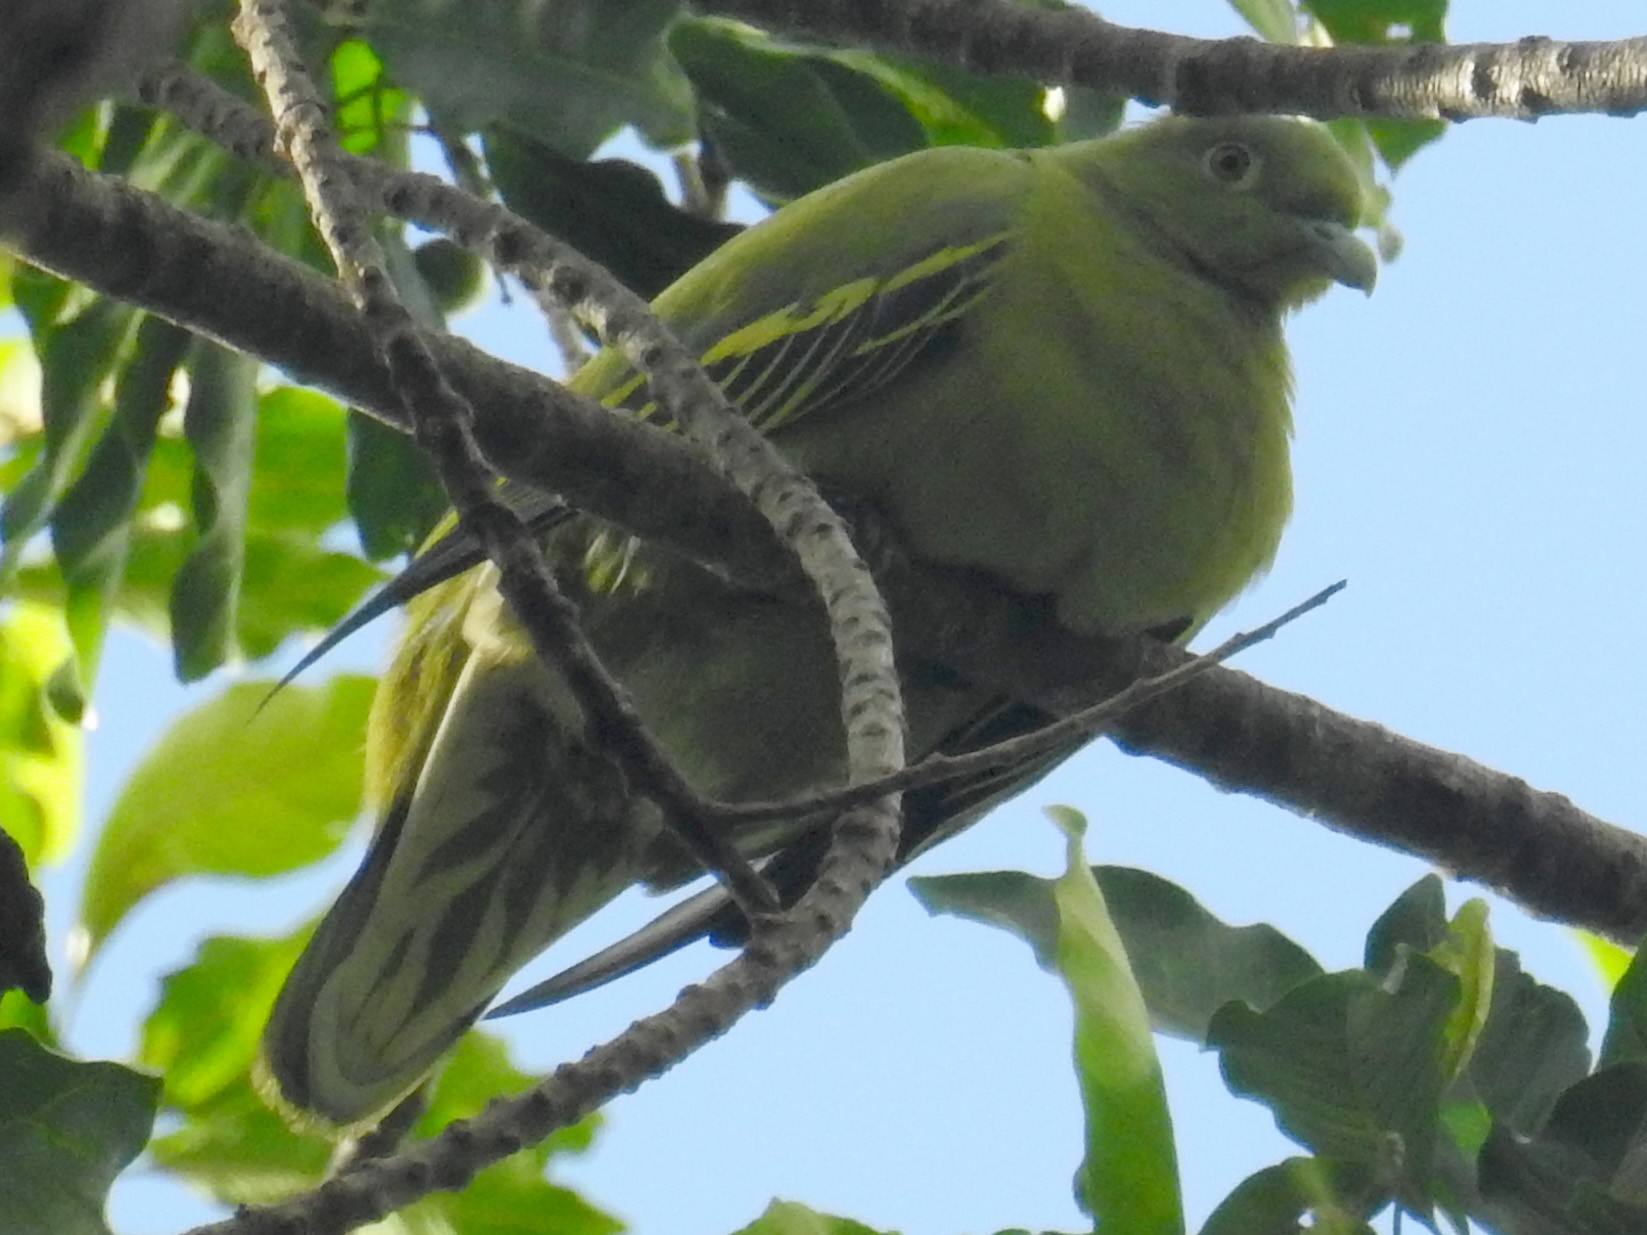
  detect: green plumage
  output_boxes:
[261,115,1375,1125]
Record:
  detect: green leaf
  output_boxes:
[0,1030,160,1235]
[91,507,381,661]
[1052,84,1127,143]
[2,286,138,582]
[1578,932,1633,991]
[913,865,1321,1043]
[331,38,413,160]
[1467,950,1591,1136]
[171,342,259,680]
[1303,0,1446,45]
[910,868,1061,964]
[1365,878,1495,1085]
[0,602,84,867]
[235,536,383,663]
[142,933,310,1112]
[1045,809,1183,1232]
[146,1080,332,1206]
[364,0,693,156]
[1208,959,1459,1212]
[142,928,334,1203]
[247,388,351,537]
[1084,866,1322,1043]
[835,52,1055,149]
[0,827,50,1002]
[916,810,1184,1233]
[49,318,192,686]
[0,334,42,445]
[1231,0,1302,43]
[0,988,53,1040]
[346,411,448,561]
[1363,874,1448,974]
[731,1200,892,1235]
[486,130,742,301]
[670,19,927,203]
[1307,4,1451,172]
[1202,1156,1381,1235]
[77,675,373,957]
[1364,118,1446,170]
[1477,1065,1647,1231]
[1427,899,1494,1085]
[1602,942,1647,1067]
[147,939,618,1232]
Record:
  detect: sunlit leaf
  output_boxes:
[0,603,83,866]
[731,1200,891,1235]
[915,808,1183,1233]
[78,675,373,957]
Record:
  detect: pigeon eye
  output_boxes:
[1205,142,1258,186]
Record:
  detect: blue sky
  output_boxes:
[26,2,1647,1233]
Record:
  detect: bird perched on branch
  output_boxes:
[261,114,1375,1126]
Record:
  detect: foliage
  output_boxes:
[7,0,1637,1233]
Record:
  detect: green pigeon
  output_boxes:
[261,114,1375,1125]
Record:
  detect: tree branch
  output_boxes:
[872,553,1647,944]
[693,0,1647,120]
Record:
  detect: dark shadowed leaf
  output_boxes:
[0,1030,160,1235]
[365,0,693,156]
[170,343,259,680]
[1201,1155,1382,1235]
[2,283,137,583]
[670,18,927,203]
[1209,958,1459,1213]
[1600,939,1647,1068]
[1468,950,1591,1136]
[346,411,448,562]
[48,318,191,685]
[0,827,49,1002]
[1477,1068,1647,1234]
[487,130,742,300]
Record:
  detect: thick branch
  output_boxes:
[0,147,796,590]
[694,0,1647,120]
[875,556,1647,943]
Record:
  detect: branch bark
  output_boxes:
[694,0,1647,120]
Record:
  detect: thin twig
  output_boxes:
[704,582,1346,828]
